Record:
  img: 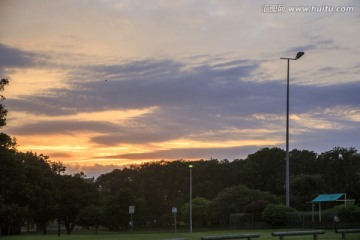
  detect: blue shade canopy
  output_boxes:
[311,193,345,203]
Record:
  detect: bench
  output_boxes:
[201,233,260,240]
[335,228,360,239]
[164,238,188,240]
[271,230,325,240]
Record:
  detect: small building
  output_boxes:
[311,193,354,222]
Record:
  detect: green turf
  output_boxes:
[1,229,359,240]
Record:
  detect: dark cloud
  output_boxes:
[7,58,260,115]
[0,44,51,73]
[285,44,317,55]
[66,163,123,178]
[8,97,79,116]
[92,131,180,145]
[88,59,184,79]
[291,82,360,112]
[96,145,261,161]
[293,126,360,154]
[9,57,359,118]
[48,152,73,158]
[5,57,360,151]
[8,120,120,136]
[0,44,35,69]
[284,39,337,56]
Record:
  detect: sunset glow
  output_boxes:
[1,0,359,176]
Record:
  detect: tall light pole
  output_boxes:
[280,51,304,207]
[189,164,193,233]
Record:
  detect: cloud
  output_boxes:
[66,163,122,178]
[292,125,360,154]
[48,152,73,158]
[6,57,360,148]
[0,44,36,70]
[8,120,120,136]
[97,145,261,161]
[284,39,337,56]
[7,57,259,113]
[91,131,181,145]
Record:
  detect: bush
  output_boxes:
[182,197,212,227]
[244,200,271,213]
[323,203,360,223]
[210,185,279,223]
[261,204,299,226]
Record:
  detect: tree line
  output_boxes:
[1,78,360,235]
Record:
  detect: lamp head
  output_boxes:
[296,52,305,59]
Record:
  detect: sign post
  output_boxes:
[172,207,177,233]
[129,205,135,231]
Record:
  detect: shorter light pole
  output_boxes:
[172,207,177,233]
[189,164,193,233]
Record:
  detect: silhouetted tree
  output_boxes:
[0,78,9,127]
[55,173,98,235]
[241,148,285,195]
[210,185,279,225]
[317,147,360,203]
[291,174,325,210]
[102,188,135,230]
[181,197,212,228]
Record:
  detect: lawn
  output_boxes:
[1,229,359,240]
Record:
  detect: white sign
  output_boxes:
[129,205,135,214]
[172,207,177,213]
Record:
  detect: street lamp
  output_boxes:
[280,51,304,207]
[189,164,193,233]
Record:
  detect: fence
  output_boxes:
[229,212,360,229]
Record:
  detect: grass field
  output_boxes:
[1,229,360,240]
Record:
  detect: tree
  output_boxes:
[241,148,285,195]
[0,78,9,128]
[0,203,28,235]
[55,173,98,235]
[102,188,135,230]
[76,205,103,234]
[289,149,318,176]
[262,204,299,226]
[0,146,57,235]
[191,160,229,200]
[0,133,16,149]
[18,152,56,234]
[134,160,188,225]
[244,200,271,225]
[49,161,66,175]
[318,147,360,202]
[0,136,27,235]
[244,200,271,214]
[290,174,325,210]
[181,197,212,228]
[325,203,360,223]
[210,185,279,224]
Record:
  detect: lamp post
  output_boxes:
[280,51,304,207]
[189,164,193,233]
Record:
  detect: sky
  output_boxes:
[1,0,360,177]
